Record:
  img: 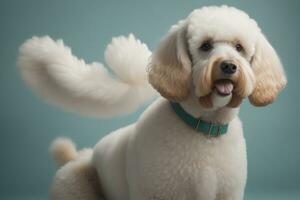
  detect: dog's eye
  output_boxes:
[235,44,243,52]
[199,42,213,52]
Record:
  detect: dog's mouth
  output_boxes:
[213,79,234,96]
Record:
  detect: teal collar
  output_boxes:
[170,102,229,137]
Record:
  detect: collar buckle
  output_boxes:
[195,118,201,131]
[208,122,221,137]
[208,122,213,137]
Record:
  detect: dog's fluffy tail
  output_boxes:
[50,138,78,166]
[18,34,156,117]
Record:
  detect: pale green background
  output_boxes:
[0,0,299,199]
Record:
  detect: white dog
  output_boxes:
[18,6,286,200]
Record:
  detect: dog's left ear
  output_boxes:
[148,22,192,102]
[249,33,287,106]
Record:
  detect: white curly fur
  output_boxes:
[18,5,287,200]
[18,34,156,117]
[91,6,285,200]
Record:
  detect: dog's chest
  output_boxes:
[133,116,246,199]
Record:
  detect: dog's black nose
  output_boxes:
[220,61,237,75]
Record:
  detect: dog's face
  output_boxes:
[149,6,286,109]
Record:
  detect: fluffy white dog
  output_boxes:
[18,6,286,200]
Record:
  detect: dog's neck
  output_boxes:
[180,92,239,124]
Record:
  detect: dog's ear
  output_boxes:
[249,33,287,106]
[148,22,192,101]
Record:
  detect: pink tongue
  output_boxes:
[215,82,234,95]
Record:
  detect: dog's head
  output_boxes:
[148,6,286,109]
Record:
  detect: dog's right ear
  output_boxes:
[148,22,192,102]
[249,33,287,106]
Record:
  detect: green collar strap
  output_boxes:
[170,102,229,137]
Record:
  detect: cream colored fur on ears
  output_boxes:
[148,21,192,102]
[249,33,287,106]
[18,34,156,117]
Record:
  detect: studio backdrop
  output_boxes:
[0,0,299,199]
